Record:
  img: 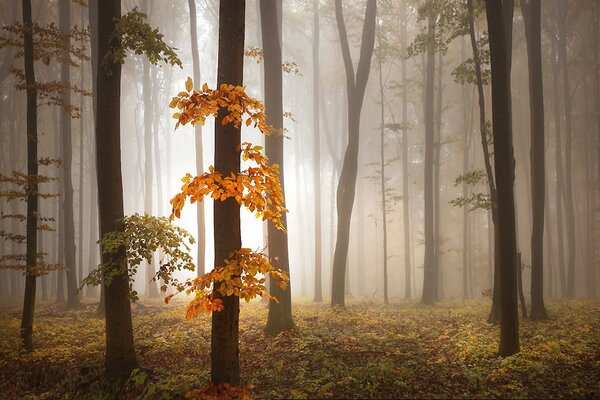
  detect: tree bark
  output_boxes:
[188,0,207,278]
[59,0,82,310]
[261,0,295,335]
[485,0,520,356]
[312,0,322,303]
[401,0,411,299]
[331,0,376,308]
[421,13,436,306]
[20,0,39,351]
[97,0,138,379]
[210,0,245,384]
[521,0,548,320]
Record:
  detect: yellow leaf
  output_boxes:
[185,77,193,92]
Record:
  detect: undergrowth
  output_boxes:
[0,298,598,399]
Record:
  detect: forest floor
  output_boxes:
[0,298,599,399]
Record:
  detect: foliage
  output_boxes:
[0,20,91,117]
[168,78,289,317]
[0,299,598,399]
[0,162,61,275]
[81,213,196,301]
[452,32,490,85]
[167,248,289,318]
[451,170,492,211]
[102,8,182,71]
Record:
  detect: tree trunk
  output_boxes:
[20,0,39,351]
[433,45,443,301]
[97,0,138,379]
[331,0,376,308]
[188,0,206,278]
[521,0,548,320]
[312,0,322,303]
[261,0,295,335]
[557,2,576,298]
[421,13,436,306]
[400,0,411,300]
[485,0,520,356]
[376,28,389,305]
[210,0,245,384]
[59,0,82,310]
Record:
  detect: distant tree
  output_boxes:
[261,0,294,335]
[521,0,548,320]
[331,0,376,308]
[188,0,207,278]
[485,0,519,356]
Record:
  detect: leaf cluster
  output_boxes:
[81,213,196,301]
[102,8,182,71]
[166,248,289,319]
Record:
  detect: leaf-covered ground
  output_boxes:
[0,298,598,399]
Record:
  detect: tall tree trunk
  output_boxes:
[331,0,376,308]
[421,13,436,306]
[461,38,472,300]
[210,0,245,384]
[97,0,138,379]
[485,0,519,356]
[557,2,576,297]
[467,0,500,320]
[261,0,294,335]
[188,0,206,278]
[59,0,82,310]
[20,0,39,351]
[376,33,388,305]
[521,0,547,320]
[400,0,411,299]
[312,0,322,303]
[433,45,443,301]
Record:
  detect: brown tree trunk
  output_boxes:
[210,0,245,384]
[261,0,295,335]
[59,0,82,310]
[20,0,39,351]
[400,0,411,299]
[331,0,376,308]
[97,0,138,379]
[486,0,520,356]
[421,13,436,306]
[521,0,548,320]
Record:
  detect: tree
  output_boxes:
[521,0,548,320]
[96,0,138,379]
[96,3,181,379]
[312,0,323,303]
[188,0,207,278]
[485,0,519,356]
[421,11,437,305]
[261,0,294,335]
[331,0,376,308]
[59,0,82,310]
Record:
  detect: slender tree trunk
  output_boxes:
[376,36,388,305]
[486,0,519,356]
[433,45,443,301]
[557,2,576,297]
[331,0,376,308]
[188,0,206,278]
[421,13,436,306]
[461,38,472,300]
[97,0,138,379]
[59,0,82,310]
[551,43,566,297]
[521,0,547,319]
[20,0,39,351]
[210,0,245,384]
[261,0,294,335]
[400,0,411,300]
[312,0,322,303]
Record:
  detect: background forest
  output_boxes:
[0,0,598,399]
